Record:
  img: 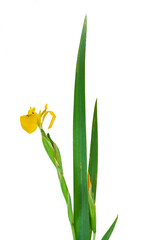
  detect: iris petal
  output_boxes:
[41,110,56,129]
[20,114,38,134]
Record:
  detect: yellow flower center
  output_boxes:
[20,104,56,134]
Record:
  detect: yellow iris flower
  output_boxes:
[20,104,56,134]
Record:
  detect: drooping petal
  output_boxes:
[48,111,56,129]
[20,114,38,134]
[41,110,56,129]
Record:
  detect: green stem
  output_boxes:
[71,224,76,240]
[41,131,76,239]
[93,232,96,240]
[56,166,76,240]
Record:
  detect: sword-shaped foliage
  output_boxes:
[89,99,98,201]
[73,16,90,240]
[101,215,118,240]
[88,100,98,237]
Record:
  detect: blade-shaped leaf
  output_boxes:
[41,129,56,167]
[101,215,118,240]
[88,99,98,201]
[41,129,63,170]
[47,133,63,171]
[73,16,90,240]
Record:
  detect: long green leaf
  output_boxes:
[101,215,118,240]
[41,129,62,170]
[88,100,98,237]
[88,99,98,201]
[41,129,56,167]
[73,16,90,240]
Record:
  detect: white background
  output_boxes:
[0,0,160,239]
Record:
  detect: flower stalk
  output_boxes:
[41,130,76,239]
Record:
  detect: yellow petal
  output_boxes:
[20,114,38,134]
[28,107,36,115]
[41,110,56,129]
[48,111,56,129]
[41,104,48,117]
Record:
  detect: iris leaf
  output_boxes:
[73,16,90,240]
[88,99,98,201]
[101,215,118,240]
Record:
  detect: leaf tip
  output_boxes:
[84,15,87,24]
[83,15,87,32]
[95,98,98,107]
